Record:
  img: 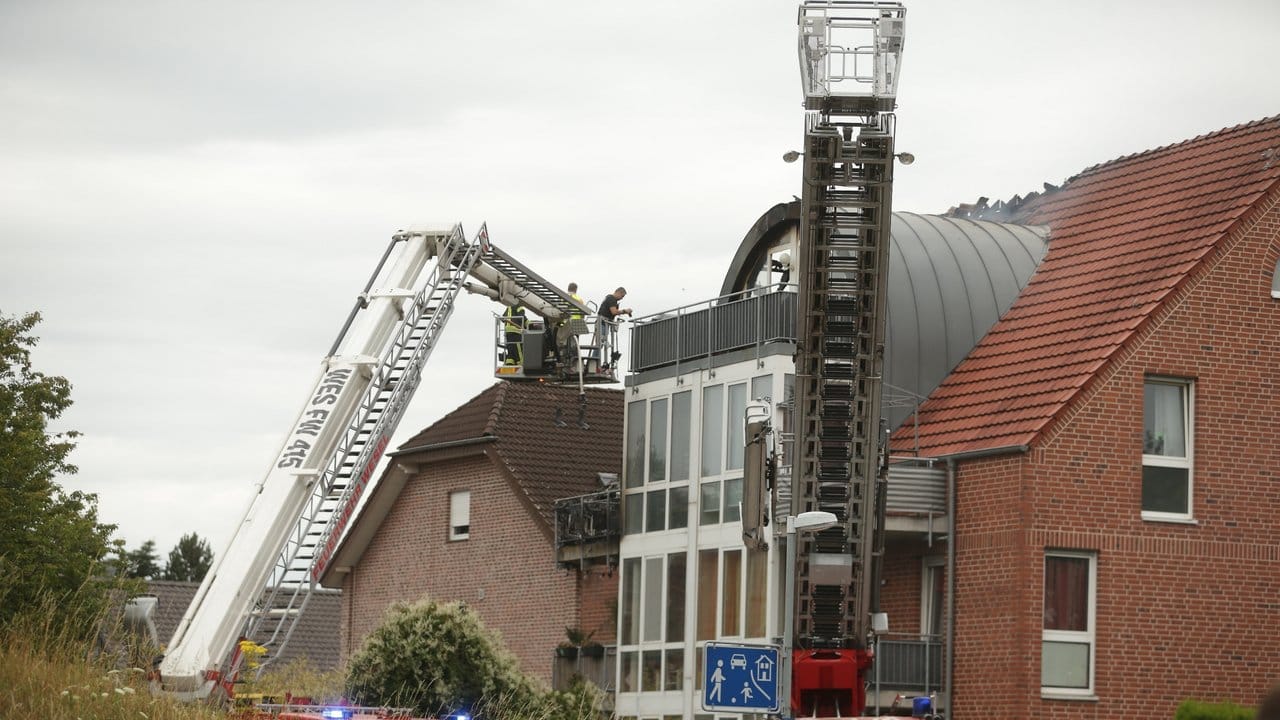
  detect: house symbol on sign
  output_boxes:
[754,655,774,683]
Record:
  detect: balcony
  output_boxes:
[629,287,796,375]
[553,487,620,569]
[552,644,617,711]
[868,633,944,714]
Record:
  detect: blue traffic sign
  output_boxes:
[702,642,781,713]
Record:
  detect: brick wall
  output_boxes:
[339,450,606,683]
[879,537,946,636]
[952,453,1030,719]
[952,193,1280,719]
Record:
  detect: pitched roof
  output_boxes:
[892,115,1280,457]
[400,381,624,527]
[139,580,342,672]
[319,382,623,588]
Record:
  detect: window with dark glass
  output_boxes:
[666,552,686,642]
[671,391,692,482]
[645,490,666,533]
[697,549,718,641]
[722,549,742,636]
[643,556,663,642]
[649,397,668,483]
[701,384,724,476]
[626,400,646,489]
[1142,378,1192,517]
[621,557,640,644]
[722,477,743,523]
[726,383,746,471]
[668,485,688,529]
[700,481,721,526]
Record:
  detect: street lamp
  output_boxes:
[780,510,838,720]
[782,149,914,165]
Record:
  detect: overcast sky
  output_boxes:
[4,0,1278,559]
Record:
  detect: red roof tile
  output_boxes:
[893,115,1280,457]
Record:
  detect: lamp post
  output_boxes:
[780,510,839,720]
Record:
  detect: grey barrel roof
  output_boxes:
[717,203,1049,431]
[883,212,1048,429]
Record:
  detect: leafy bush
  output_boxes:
[346,598,602,720]
[346,598,538,717]
[1174,698,1255,720]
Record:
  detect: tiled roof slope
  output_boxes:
[141,580,342,671]
[893,115,1280,457]
[400,382,503,448]
[401,382,623,528]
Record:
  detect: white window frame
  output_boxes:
[1141,377,1194,522]
[448,490,470,541]
[1041,550,1096,699]
[920,556,945,640]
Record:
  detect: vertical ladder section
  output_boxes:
[793,111,896,649]
[245,225,484,667]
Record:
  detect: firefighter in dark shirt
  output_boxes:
[596,287,631,368]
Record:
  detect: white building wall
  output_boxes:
[615,354,792,720]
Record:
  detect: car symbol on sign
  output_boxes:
[730,654,747,670]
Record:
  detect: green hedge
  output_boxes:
[1174,699,1254,720]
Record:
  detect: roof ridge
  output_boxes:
[1071,113,1280,181]
[894,114,1280,458]
[486,381,509,436]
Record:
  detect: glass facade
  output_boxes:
[616,363,784,718]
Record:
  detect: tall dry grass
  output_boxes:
[1,586,224,720]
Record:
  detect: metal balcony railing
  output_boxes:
[553,487,620,569]
[551,645,617,710]
[628,287,797,374]
[872,633,944,693]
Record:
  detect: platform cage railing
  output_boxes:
[798,1,906,110]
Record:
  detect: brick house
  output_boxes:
[613,115,1280,719]
[317,381,622,685]
[887,115,1280,717]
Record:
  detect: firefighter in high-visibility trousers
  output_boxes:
[560,282,587,367]
[503,305,525,366]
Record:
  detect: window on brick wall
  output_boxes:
[1142,377,1193,520]
[449,490,470,541]
[921,557,945,639]
[1042,550,1096,697]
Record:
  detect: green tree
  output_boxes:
[0,311,126,631]
[121,539,162,579]
[163,532,213,582]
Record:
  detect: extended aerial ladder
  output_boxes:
[786,2,905,717]
[156,224,615,700]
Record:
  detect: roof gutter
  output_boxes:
[934,443,1029,462]
[390,435,496,457]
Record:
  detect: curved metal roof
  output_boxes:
[720,203,1049,429]
[884,212,1048,429]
